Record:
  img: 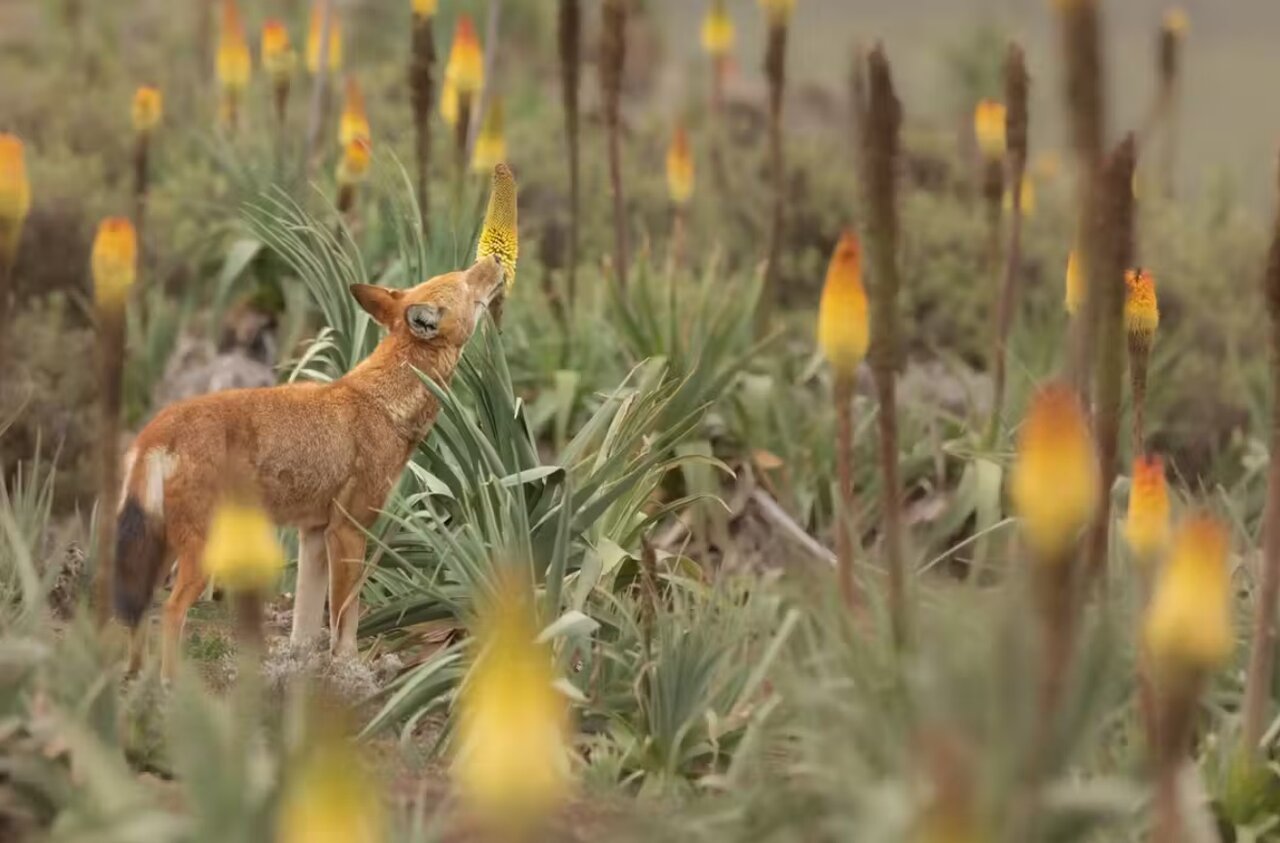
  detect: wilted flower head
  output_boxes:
[446,14,484,96]
[759,0,796,27]
[216,0,251,91]
[455,574,570,835]
[0,134,32,229]
[973,99,1007,159]
[477,163,519,289]
[277,705,384,843]
[1124,267,1159,346]
[1064,249,1084,316]
[336,137,372,187]
[201,497,285,592]
[262,19,296,79]
[306,2,343,75]
[666,124,694,206]
[1124,454,1171,565]
[91,218,138,309]
[131,87,163,134]
[471,97,507,173]
[339,76,370,147]
[1010,384,1099,561]
[701,0,735,57]
[1144,515,1233,681]
[817,230,869,376]
[412,0,438,19]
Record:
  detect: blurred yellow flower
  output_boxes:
[262,19,296,80]
[131,86,163,134]
[1002,175,1035,216]
[216,0,251,92]
[477,163,519,289]
[336,137,372,187]
[759,0,796,26]
[1033,150,1062,182]
[1164,7,1190,37]
[973,99,1007,160]
[91,217,138,309]
[666,124,694,206]
[455,577,570,836]
[306,2,343,75]
[1010,383,1099,561]
[1124,267,1159,347]
[1124,454,1171,565]
[446,14,484,97]
[201,499,285,593]
[413,0,438,19]
[0,134,32,263]
[440,71,459,127]
[277,729,384,843]
[816,230,869,376]
[471,97,507,173]
[701,0,735,57]
[1064,249,1084,316]
[339,76,370,147]
[1144,515,1232,681]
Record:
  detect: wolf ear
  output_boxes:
[349,284,402,327]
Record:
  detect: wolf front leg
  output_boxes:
[325,519,367,658]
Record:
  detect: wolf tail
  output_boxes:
[113,452,169,627]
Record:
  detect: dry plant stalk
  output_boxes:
[409,8,436,236]
[987,46,1029,443]
[600,0,629,292]
[131,87,161,238]
[1125,268,1159,452]
[702,0,734,198]
[858,46,907,645]
[1083,135,1137,586]
[1150,11,1187,198]
[558,0,581,310]
[758,15,789,335]
[1242,150,1280,751]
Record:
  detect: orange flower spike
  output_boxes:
[1124,454,1171,565]
[413,0,438,18]
[816,230,870,377]
[306,2,343,75]
[215,0,252,92]
[131,87,163,134]
[666,124,694,206]
[337,137,372,187]
[1144,515,1233,681]
[262,19,296,79]
[0,134,31,270]
[1064,249,1084,316]
[1125,267,1160,349]
[339,76,370,147]
[446,14,484,96]
[973,98,1007,160]
[1010,384,1100,561]
[91,218,139,309]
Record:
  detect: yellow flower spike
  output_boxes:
[701,0,735,57]
[759,0,796,27]
[817,230,869,377]
[412,0,438,19]
[131,87,163,134]
[446,14,484,97]
[1124,454,1171,565]
[440,70,459,128]
[201,498,285,593]
[973,98,1007,160]
[91,218,138,310]
[1144,515,1233,681]
[215,0,252,92]
[1064,249,1084,316]
[262,19,296,80]
[336,137,372,187]
[306,2,343,75]
[1124,267,1159,348]
[1003,175,1036,216]
[471,97,507,174]
[477,163,519,289]
[1163,7,1190,37]
[339,76,370,147]
[666,124,694,207]
[455,576,570,836]
[0,134,32,268]
[1010,383,1099,561]
[277,720,385,843]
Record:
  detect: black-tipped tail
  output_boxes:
[113,497,166,627]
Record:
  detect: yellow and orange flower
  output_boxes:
[471,97,507,173]
[262,19,296,80]
[1010,383,1099,561]
[336,137,372,187]
[412,0,438,19]
[1124,267,1159,347]
[454,575,570,835]
[0,135,32,235]
[1064,249,1084,316]
[1144,515,1232,682]
[477,163,519,288]
[215,0,251,92]
[759,0,796,27]
[277,708,384,843]
[973,99,1007,160]
[816,230,869,377]
[202,498,285,593]
[446,14,484,96]
[339,76,370,147]
[1124,454,1171,565]
[701,0,735,57]
[131,86,163,134]
[666,124,694,206]
[91,217,138,309]
[1163,7,1190,38]
[306,1,343,75]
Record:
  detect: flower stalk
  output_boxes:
[409,1,437,236]
[702,0,734,197]
[262,20,296,125]
[1125,267,1159,452]
[600,0,629,293]
[215,0,251,132]
[130,87,161,237]
[558,0,581,310]
[304,1,341,172]
[758,1,791,335]
[666,123,694,272]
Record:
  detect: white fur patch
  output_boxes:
[142,449,177,518]
[117,447,138,510]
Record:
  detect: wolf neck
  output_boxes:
[341,336,461,441]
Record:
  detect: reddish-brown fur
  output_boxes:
[116,257,505,676]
